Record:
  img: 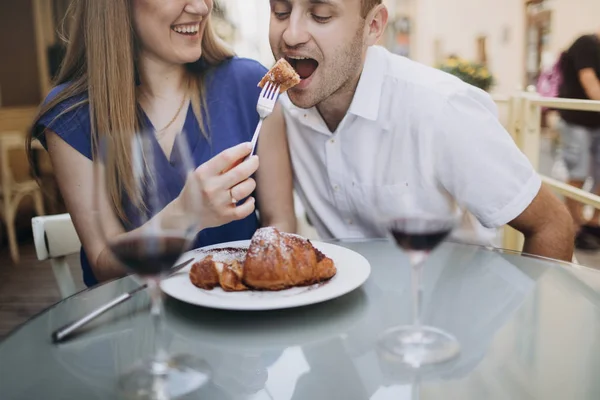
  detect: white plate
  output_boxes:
[160,240,371,311]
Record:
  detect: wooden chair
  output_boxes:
[0,131,45,263]
[32,213,79,299]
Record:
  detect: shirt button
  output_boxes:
[330,138,335,144]
[348,219,354,225]
[333,185,340,192]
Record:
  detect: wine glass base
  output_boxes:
[118,354,210,400]
[378,325,460,368]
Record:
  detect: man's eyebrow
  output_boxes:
[309,0,341,7]
[270,0,339,6]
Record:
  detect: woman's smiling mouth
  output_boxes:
[171,22,200,36]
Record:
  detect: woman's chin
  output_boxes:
[175,52,204,65]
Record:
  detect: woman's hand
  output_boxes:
[178,142,259,230]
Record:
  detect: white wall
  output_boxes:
[219,0,274,67]
[551,0,600,54]
[407,0,600,96]
[410,0,525,95]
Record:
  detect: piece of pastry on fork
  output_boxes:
[258,58,301,93]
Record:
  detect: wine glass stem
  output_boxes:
[408,251,427,328]
[412,375,421,400]
[147,279,168,375]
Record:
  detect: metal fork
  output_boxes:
[248,82,281,159]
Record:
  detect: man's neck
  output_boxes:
[316,70,363,133]
[137,52,188,100]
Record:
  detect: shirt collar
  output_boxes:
[348,45,386,121]
[280,46,386,133]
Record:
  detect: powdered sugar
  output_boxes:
[284,232,308,241]
[201,247,247,264]
[198,229,311,261]
[247,227,279,257]
[253,226,279,242]
[246,228,314,271]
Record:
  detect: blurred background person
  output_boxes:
[557,29,600,250]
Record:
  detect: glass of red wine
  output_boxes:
[375,192,462,367]
[93,131,207,398]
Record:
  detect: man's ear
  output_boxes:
[365,5,389,46]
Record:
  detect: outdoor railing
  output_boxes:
[492,90,600,253]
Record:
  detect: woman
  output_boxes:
[27,0,295,287]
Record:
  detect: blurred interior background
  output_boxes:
[0,0,600,300]
[1,0,596,252]
[0,1,599,338]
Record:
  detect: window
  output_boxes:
[476,36,488,66]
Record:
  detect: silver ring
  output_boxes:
[230,189,237,204]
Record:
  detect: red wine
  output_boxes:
[109,235,188,277]
[389,218,454,252]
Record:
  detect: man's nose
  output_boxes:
[184,0,209,16]
[282,14,310,48]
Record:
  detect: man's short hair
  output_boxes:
[361,0,382,18]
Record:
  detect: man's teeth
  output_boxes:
[288,56,311,60]
[173,24,199,34]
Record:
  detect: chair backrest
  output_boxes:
[32,213,80,260]
[32,213,81,298]
[0,131,26,186]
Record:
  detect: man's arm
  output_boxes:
[508,184,575,261]
[579,68,600,101]
[255,103,297,233]
[433,89,575,262]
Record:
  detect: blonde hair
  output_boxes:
[361,0,382,17]
[27,0,234,222]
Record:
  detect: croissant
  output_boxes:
[243,228,336,290]
[189,228,336,291]
[189,248,248,292]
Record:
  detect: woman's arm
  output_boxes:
[46,131,259,282]
[255,103,297,233]
[46,130,126,282]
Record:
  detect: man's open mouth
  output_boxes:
[285,56,319,80]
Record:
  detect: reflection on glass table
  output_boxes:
[3,240,600,399]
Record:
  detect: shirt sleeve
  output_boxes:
[569,35,599,72]
[34,84,93,160]
[434,88,542,228]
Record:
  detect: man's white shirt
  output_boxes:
[280,45,541,241]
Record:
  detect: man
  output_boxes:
[557,31,600,250]
[265,0,574,261]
